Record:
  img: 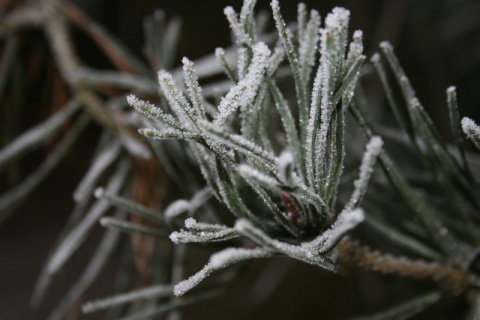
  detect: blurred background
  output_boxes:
[0,0,479,319]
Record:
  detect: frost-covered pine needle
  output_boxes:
[277,150,295,186]
[0,99,80,169]
[267,44,285,76]
[182,57,206,118]
[200,120,277,172]
[215,47,238,82]
[169,218,240,244]
[127,94,184,131]
[238,164,280,189]
[343,136,383,211]
[158,71,198,129]
[298,9,320,86]
[461,117,480,150]
[173,247,272,296]
[100,217,168,238]
[169,228,239,244]
[235,219,337,270]
[138,128,201,141]
[46,160,128,275]
[213,42,270,126]
[73,141,122,202]
[271,0,308,142]
[224,6,250,46]
[94,188,164,223]
[306,208,365,253]
[239,0,257,42]
[82,285,172,314]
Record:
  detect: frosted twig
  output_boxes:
[43,0,116,130]
[337,238,468,293]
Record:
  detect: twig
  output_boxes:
[337,237,469,294]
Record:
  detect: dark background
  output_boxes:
[1,0,479,319]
